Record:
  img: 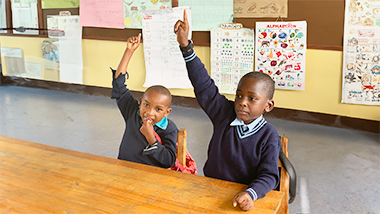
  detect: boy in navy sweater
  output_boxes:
[175,11,280,211]
[111,34,178,168]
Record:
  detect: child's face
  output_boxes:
[139,91,172,125]
[234,77,274,125]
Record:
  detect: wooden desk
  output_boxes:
[0,136,284,213]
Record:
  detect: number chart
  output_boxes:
[211,25,255,94]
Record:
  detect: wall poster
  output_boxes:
[234,0,288,18]
[342,0,380,105]
[255,21,307,90]
[210,23,255,94]
[123,0,172,28]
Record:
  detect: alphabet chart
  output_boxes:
[211,24,255,94]
[255,21,307,91]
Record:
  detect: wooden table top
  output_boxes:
[0,136,284,214]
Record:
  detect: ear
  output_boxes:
[164,107,172,117]
[264,99,274,113]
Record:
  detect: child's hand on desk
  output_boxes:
[140,118,156,146]
[174,9,190,47]
[232,192,254,211]
[127,33,141,52]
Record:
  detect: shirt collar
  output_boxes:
[137,110,168,130]
[230,115,264,131]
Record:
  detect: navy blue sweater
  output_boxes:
[111,72,178,168]
[183,50,280,201]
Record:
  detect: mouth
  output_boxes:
[236,109,249,116]
[143,116,153,124]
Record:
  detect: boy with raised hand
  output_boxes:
[111,33,178,168]
[174,11,281,211]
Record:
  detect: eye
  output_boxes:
[156,108,162,112]
[235,94,242,99]
[144,103,149,107]
[249,96,256,101]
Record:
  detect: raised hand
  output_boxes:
[174,9,189,47]
[127,33,141,52]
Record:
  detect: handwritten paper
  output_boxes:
[47,15,83,84]
[11,0,38,35]
[41,0,79,9]
[179,0,233,31]
[123,0,172,29]
[0,0,6,33]
[255,21,307,91]
[80,0,124,29]
[341,0,380,105]
[211,25,255,94]
[141,7,192,89]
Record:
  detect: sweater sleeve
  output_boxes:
[183,50,235,125]
[110,68,138,122]
[245,132,280,201]
[142,122,178,168]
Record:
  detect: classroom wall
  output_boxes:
[1,36,379,121]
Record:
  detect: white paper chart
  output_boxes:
[255,21,307,90]
[211,24,255,94]
[141,7,192,89]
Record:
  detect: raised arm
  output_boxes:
[111,34,142,121]
[114,33,141,79]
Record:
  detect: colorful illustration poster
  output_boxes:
[255,21,307,90]
[141,7,192,89]
[234,0,288,18]
[211,24,255,94]
[123,0,172,28]
[342,0,380,105]
[179,0,233,31]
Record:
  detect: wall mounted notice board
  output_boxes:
[3,0,345,50]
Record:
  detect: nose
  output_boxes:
[239,98,247,107]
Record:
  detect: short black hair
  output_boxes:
[239,71,275,99]
[145,85,172,105]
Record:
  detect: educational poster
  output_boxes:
[179,0,233,31]
[234,0,288,18]
[255,21,307,90]
[0,0,6,33]
[123,0,172,28]
[141,7,192,89]
[210,24,255,94]
[342,0,380,105]
[11,0,38,35]
[80,0,124,29]
[42,39,59,70]
[41,0,79,9]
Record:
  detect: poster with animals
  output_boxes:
[342,0,380,105]
[255,21,307,90]
[234,0,288,18]
[210,24,255,94]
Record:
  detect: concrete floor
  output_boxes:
[0,85,379,214]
